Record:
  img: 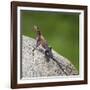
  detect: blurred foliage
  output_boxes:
[21,10,79,71]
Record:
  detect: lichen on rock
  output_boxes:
[21,35,78,78]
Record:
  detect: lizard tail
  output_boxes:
[51,56,68,75]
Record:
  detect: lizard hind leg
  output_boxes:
[32,40,41,56]
[45,50,50,62]
[45,46,53,62]
[45,54,50,62]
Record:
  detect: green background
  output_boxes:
[21,10,79,71]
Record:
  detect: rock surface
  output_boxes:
[21,35,78,78]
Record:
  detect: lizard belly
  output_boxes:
[41,40,48,49]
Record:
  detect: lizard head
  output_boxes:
[33,25,39,31]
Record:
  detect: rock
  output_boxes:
[21,35,78,78]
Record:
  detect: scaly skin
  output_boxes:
[32,25,71,75]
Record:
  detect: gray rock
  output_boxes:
[21,35,78,78]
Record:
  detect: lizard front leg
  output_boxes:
[32,40,41,52]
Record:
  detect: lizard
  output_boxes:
[32,25,72,75]
[32,25,53,62]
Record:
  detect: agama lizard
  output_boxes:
[32,25,53,62]
[32,25,72,75]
